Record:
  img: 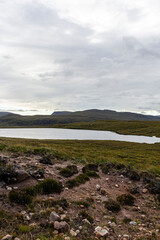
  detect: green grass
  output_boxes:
[0,137,160,174]
[51,120,160,137]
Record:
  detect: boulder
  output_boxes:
[54,221,69,232]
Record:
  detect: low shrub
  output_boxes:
[9,190,32,205]
[66,173,90,188]
[117,194,135,206]
[86,171,100,178]
[82,164,98,173]
[18,224,33,233]
[59,165,78,178]
[36,179,63,194]
[74,201,89,208]
[104,199,121,212]
[79,210,94,223]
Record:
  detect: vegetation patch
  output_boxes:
[59,165,78,178]
[79,210,94,223]
[18,224,34,233]
[104,199,121,212]
[74,201,89,208]
[9,190,32,205]
[82,163,99,173]
[66,173,90,188]
[117,194,135,206]
[85,171,100,178]
[36,179,63,194]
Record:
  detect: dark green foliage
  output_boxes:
[147,180,160,194]
[74,201,89,208]
[79,211,94,223]
[51,198,69,209]
[100,189,106,195]
[86,171,99,178]
[59,165,78,178]
[36,179,63,194]
[122,217,132,224]
[82,164,98,173]
[66,173,90,188]
[9,190,32,205]
[39,155,53,165]
[86,197,94,203]
[117,194,135,206]
[129,184,140,194]
[104,199,121,212]
[100,162,115,174]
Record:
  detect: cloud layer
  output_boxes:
[0,0,160,115]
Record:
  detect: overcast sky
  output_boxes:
[0,0,160,115]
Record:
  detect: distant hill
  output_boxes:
[0,112,12,117]
[52,111,71,115]
[0,109,160,127]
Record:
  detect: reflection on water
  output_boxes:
[0,128,159,144]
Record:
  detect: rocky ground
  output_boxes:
[0,153,160,240]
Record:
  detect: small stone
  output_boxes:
[14,238,20,240]
[95,226,108,237]
[64,237,70,240]
[60,214,66,220]
[6,186,12,191]
[115,184,119,188]
[50,211,60,222]
[76,230,80,235]
[82,219,91,225]
[142,188,148,193]
[129,221,137,226]
[70,229,77,237]
[106,178,109,181]
[96,184,101,191]
[13,186,18,190]
[79,226,82,230]
[1,235,13,240]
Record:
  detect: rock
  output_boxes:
[39,156,53,165]
[0,156,8,164]
[129,221,137,226]
[49,211,61,222]
[96,184,101,191]
[0,181,5,188]
[6,186,12,191]
[29,166,44,179]
[64,237,70,240]
[14,238,21,240]
[115,184,119,188]
[95,226,109,237]
[15,169,30,182]
[54,221,69,232]
[142,188,148,194]
[82,219,91,225]
[1,235,13,240]
[60,214,66,220]
[70,229,77,237]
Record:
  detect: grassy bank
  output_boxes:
[50,120,160,137]
[0,137,160,175]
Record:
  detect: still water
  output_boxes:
[0,128,159,144]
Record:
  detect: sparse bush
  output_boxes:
[79,210,94,223]
[9,190,32,205]
[104,199,121,212]
[86,171,99,178]
[59,165,78,178]
[117,194,135,206]
[36,179,63,194]
[82,163,98,173]
[66,173,90,188]
[18,224,33,233]
[122,217,132,224]
[74,201,89,208]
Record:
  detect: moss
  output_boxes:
[104,199,121,212]
[117,194,135,206]
[82,164,98,173]
[9,190,32,205]
[18,224,33,233]
[59,165,78,178]
[79,210,94,223]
